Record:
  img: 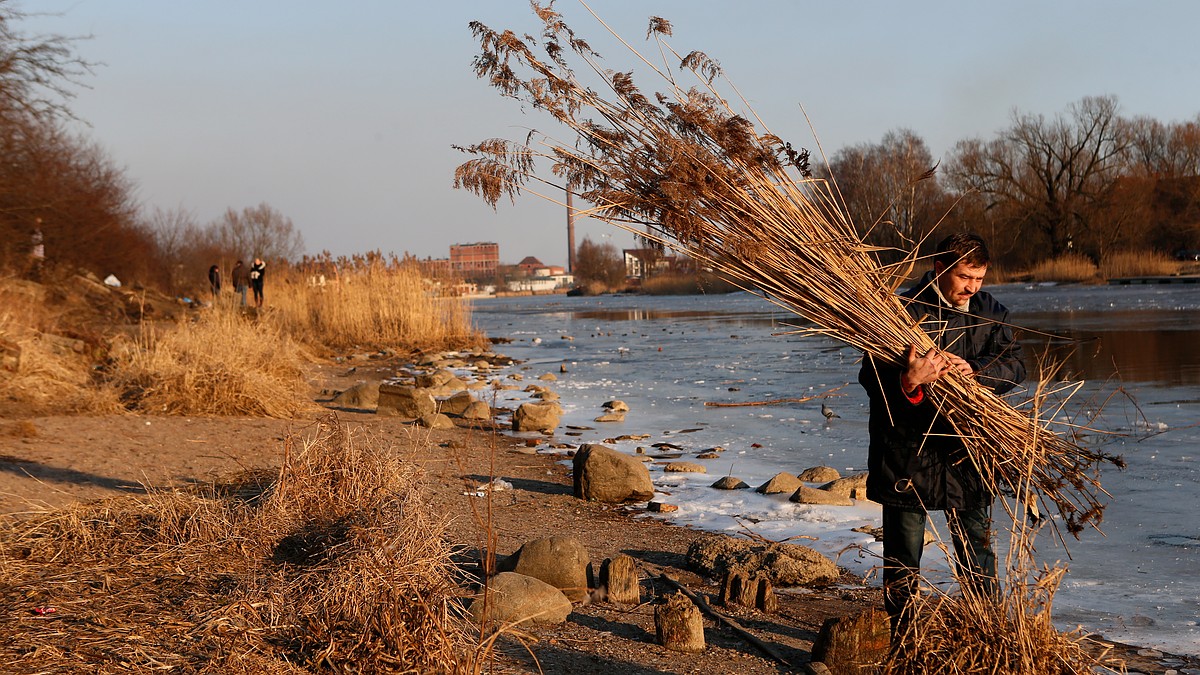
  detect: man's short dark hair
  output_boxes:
[935,233,989,269]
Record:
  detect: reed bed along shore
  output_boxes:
[271,260,484,356]
[454,4,1126,671]
[1,262,481,417]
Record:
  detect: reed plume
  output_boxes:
[454,2,1122,538]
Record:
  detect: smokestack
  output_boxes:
[566,188,577,273]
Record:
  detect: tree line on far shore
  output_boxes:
[2,7,1196,298]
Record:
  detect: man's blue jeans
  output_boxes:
[882,503,997,635]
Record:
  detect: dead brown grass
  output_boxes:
[104,307,314,418]
[1027,254,1101,283]
[1099,250,1180,279]
[639,271,741,295]
[271,259,484,355]
[0,415,478,673]
[884,567,1120,675]
[0,278,121,413]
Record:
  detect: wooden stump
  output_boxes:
[753,573,778,613]
[812,607,890,674]
[720,570,775,612]
[600,554,641,605]
[654,591,705,653]
[719,569,755,608]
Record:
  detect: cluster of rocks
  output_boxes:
[754,468,870,506]
[330,349,591,436]
[330,347,898,669]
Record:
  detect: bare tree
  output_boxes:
[823,129,947,262]
[208,202,305,263]
[574,236,625,290]
[0,1,93,124]
[946,96,1130,257]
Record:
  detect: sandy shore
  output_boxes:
[1,363,1194,673]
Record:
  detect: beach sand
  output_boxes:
[0,363,1192,674]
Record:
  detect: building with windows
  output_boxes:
[450,242,499,278]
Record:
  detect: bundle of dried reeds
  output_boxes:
[454,2,1121,537]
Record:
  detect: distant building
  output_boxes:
[623,248,677,279]
[450,242,499,278]
[417,256,452,278]
[516,256,545,275]
[506,272,574,293]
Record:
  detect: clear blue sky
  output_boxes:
[21,1,1200,268]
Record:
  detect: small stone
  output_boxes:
[711,476,749,490]
[663,462,707,474]
[648,501,678,513]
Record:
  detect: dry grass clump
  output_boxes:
[0,278,121,413]
[1099,249,1180,278]
[271,256,484,355]
[104,307,313,417]
[884,567,1120,674]
[0,416,476,673]
[456,4,1121,538]
[1027,254,1101,283]
[639,271,741,295]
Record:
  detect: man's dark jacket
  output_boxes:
[858,271,1026,511]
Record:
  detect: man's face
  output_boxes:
[935,261,987,307]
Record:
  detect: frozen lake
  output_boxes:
[470,282,1200,656]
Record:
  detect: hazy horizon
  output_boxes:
[22,1,1200,268]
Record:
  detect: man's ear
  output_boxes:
[933,260,946,276]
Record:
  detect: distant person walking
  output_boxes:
[231,260,248,306]
[28,218,45,282]
[249,257,266,308]
[208,264,222,298]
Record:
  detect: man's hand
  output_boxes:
[947,354,975,377]
[900,345,952,394]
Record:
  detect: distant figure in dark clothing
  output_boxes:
[231,260,248,306]
[208,265,222,298]
[249,258,266,308]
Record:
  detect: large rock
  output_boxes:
[819,472,868,497]
[573,444,655,503]
[497,536,590,602]
[468,572,572,626]
[377,383,436,418]
[437,390,475,416]
[331,381,380,409]
[418,412,456,429]
[790,486,853,506]
[460,400,492,421]
[798,466,842,483]
[757,472,803,495]
[415,368,468,396]
[686,534,839,587]
[512,401,563,432]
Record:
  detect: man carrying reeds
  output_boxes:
[858,233,1026,637]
